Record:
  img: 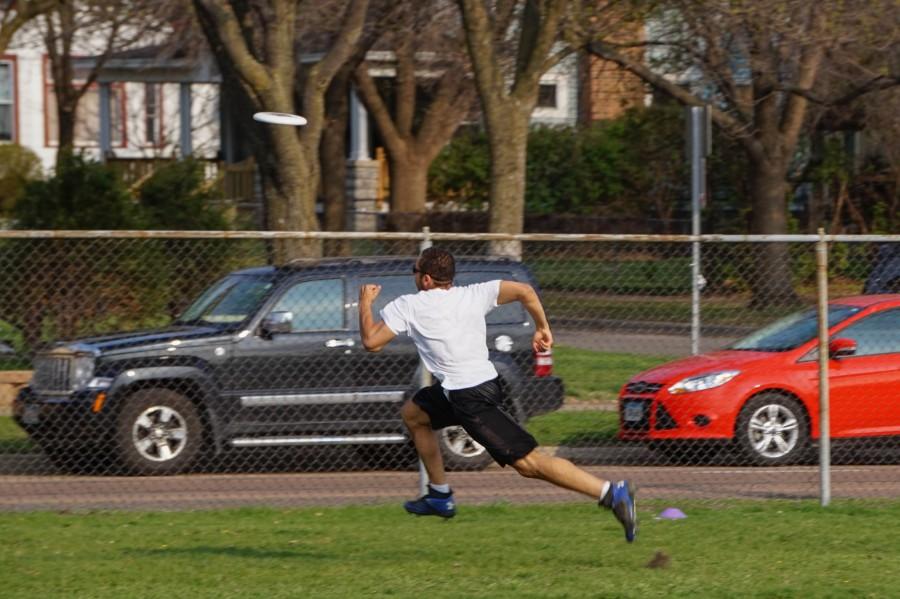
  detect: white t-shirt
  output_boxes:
[380,280,501,390]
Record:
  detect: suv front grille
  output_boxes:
[32,356,73,393]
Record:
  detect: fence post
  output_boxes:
[816,228,831,506]
[417,227,433,496]
[687,106,710,355]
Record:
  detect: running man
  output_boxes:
[359,247,636,542]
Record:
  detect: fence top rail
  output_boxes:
[2,230,900,243]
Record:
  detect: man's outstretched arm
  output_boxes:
[497,280,553,352]
[358,284,397,352]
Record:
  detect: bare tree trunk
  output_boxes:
[748,161,799,307]
[264,126,321,262]
[486,110,530,256]
[56,105,77,159]
[388,150,428,231]
[457,0,569,258]
[321,66,352,256]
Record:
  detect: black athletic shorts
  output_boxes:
[412,378,538,466]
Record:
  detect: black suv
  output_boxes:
[13,257,563,474]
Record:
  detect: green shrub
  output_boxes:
[2,156,244,351]
[13,152,140,229]
[137,158,229,230]
[428,128,491,209]
[428,102,755,232]
[0,144,43,218]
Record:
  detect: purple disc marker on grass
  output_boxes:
[657,507,687,520]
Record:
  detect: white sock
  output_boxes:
[430,483,450,494]
[599,481,611,501]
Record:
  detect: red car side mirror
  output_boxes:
[829,337,857,359]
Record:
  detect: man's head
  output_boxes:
[415,247,455,290]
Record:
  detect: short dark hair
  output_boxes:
[418,247,455,283]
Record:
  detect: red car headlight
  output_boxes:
[667,370,741,395]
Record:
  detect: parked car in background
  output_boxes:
[864,244,900,294]
[618,295,900,465]
[13,257,564,475]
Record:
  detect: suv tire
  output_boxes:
[438,426,493,471]
[115,389,205,475]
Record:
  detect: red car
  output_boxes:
[618,295,900,465]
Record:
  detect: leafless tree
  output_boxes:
[456,0,567,254]
[353,0,475,231]
[588,0,900,304]
[40,1,162,163]
[456,0,622,254]
[192,0,369,261]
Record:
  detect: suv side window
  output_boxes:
[362,271,528,325]
[271,278,345,332]
[368,275,417,318]
[836,308,900,356]
[456,272,527,324]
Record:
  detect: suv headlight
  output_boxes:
[668,370,740,395]
[71,355,96,390]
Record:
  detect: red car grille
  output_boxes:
[625,381,663,394]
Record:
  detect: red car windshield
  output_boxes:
[730,304,861,352]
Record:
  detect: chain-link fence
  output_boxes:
[1,230,899,511]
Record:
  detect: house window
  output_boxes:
[44,58,125,147]
[0,61,15,141]
[145,83,162,146]
[537,84,557,108]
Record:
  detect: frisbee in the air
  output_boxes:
[253,112,308,126]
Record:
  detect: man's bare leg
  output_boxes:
[511,449,605,498]
[513,449,637,542]
[401,399,447,485]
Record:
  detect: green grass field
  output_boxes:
[1,501,898,598]
[552,346,673,402]
[0,415,33,454]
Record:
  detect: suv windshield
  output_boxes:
[175,274,275,326]
[730,304,861,352]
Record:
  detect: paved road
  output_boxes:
[555,328,738,356]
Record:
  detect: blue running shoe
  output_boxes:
[600,480,637,542]
[404,486,456,519]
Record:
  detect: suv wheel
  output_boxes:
[438,426,492,471]
[115,389,204,475]
[735,394,809,465]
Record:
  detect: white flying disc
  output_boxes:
[253,111,308,126]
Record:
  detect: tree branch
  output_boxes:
[779,7,825,152]
[192,0,272,94]
[512,0,566,100]
[353,62,403,157]
[311,0,369,90]
[0,0,55,54]
[777,75,900,107]
[587,41,754,138]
